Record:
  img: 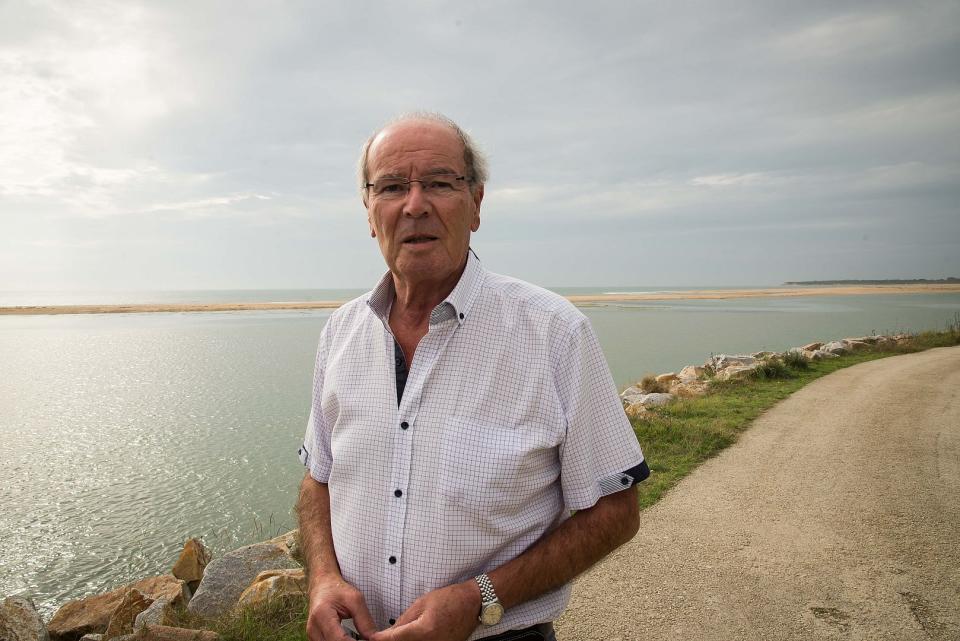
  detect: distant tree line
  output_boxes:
[784,278,960,285]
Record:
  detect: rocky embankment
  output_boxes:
[0,531,306,641]
[618,334,911,417]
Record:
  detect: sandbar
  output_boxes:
[2,284,959,316]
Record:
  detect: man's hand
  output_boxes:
[306,574,379,641]
[369,580,480,641]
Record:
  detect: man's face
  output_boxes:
[365,120,483,286]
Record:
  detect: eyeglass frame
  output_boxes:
[364,173,471,198]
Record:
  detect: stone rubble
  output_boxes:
[620,333,907,418]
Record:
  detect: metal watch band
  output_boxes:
[476,573,498,603]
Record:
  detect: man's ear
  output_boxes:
[471,185,484,232]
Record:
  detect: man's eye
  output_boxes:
[379,182,405,193]
[425,180,454,190]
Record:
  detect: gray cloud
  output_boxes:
[1,0,958,291]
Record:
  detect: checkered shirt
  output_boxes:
[299,251,645,637]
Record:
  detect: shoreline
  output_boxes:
[2,283,960,316]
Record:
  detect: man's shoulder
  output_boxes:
[479,271,586,326]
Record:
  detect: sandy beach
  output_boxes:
[2,284,959,316]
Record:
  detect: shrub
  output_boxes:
[749,359,794,380]
[782,350,809,370]
[639,374,669,394]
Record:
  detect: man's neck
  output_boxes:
[390,256,468,328]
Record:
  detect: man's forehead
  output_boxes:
[368,121,465,173]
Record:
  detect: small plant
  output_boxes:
[749,358,794,381]
[782,350,809,370]
[639,374,669,394]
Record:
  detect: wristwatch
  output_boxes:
[475,573,504,626]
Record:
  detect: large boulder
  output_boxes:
[845,340,871,351]
[638,392,674,407]
[48,577,187,641]
[677,365,705,382]
[171,539,210,585]
[0,595,48,641]
[707,354,757,372]
[133,599,171,632]
[821,341,848,355]
[619,385,645,405]
[266,530,302,565]
[654,372,678,385]
[186,543,299,619]
[236,569,306,609]
[103,591,153,641]
[801,341,823,352]
[671,380,709,398]
[716,364,759,381]
[624,402,649,420]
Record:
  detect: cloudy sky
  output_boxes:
[2,0,958,291]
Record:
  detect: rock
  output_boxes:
[266,530,302,564]
[851,335,879,344]
[638,392,674,407]
[671,380,709,397]
[133,599,171,632]
[624,402,649,419]
[135,626,218,641]
[619,385,645,405]
[751,351,774,359]
[78,635,102,641]
[811,349,837,360]
[846,340,871,351]
[707,354,757,372]
[103,591,153,641]
[236,569,306,609]
[171,539,210,585]
[801,341,823,352]
[717,364,758,381]
[875,336,895,348]
[187,543,300,619]
[0,595,48,641]
[654,372,678,385]
[821,341,848,355]
[677,365,706,382]
[48,576,187,641]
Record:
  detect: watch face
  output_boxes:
[480,602,504,626]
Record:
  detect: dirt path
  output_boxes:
[558,346,960,641]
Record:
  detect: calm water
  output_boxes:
[2,290,959,615]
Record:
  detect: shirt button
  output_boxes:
[388,555,397,564]
[459,312,464,319]
[400,421,409,430]
[389,618,396,625]
[394,489,403,497]
[621,476,630,485]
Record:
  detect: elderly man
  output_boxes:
[297,113,648,641]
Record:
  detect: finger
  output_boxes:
[346,596,380,640]
[374,619,426,641]
[309,605,353,641]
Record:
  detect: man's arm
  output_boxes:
[297,473,379,641]
[370,485,640,641]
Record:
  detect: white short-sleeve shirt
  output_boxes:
[299,251,645,638]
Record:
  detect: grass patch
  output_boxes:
[168,596,309,641]
[632,325,959,510]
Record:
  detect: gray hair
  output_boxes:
[357,111,489,196]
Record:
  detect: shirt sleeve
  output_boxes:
[554,314,646,511]
[299,318,334,483]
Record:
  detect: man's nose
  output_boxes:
[402,183,430,218]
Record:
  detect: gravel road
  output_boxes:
[557,346,960,641]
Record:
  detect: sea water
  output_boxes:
[1,290,958,615]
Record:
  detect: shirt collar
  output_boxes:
[367,249,484,328]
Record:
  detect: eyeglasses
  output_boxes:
[366,173,468,199]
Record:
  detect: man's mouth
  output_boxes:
[403,234,439,245]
